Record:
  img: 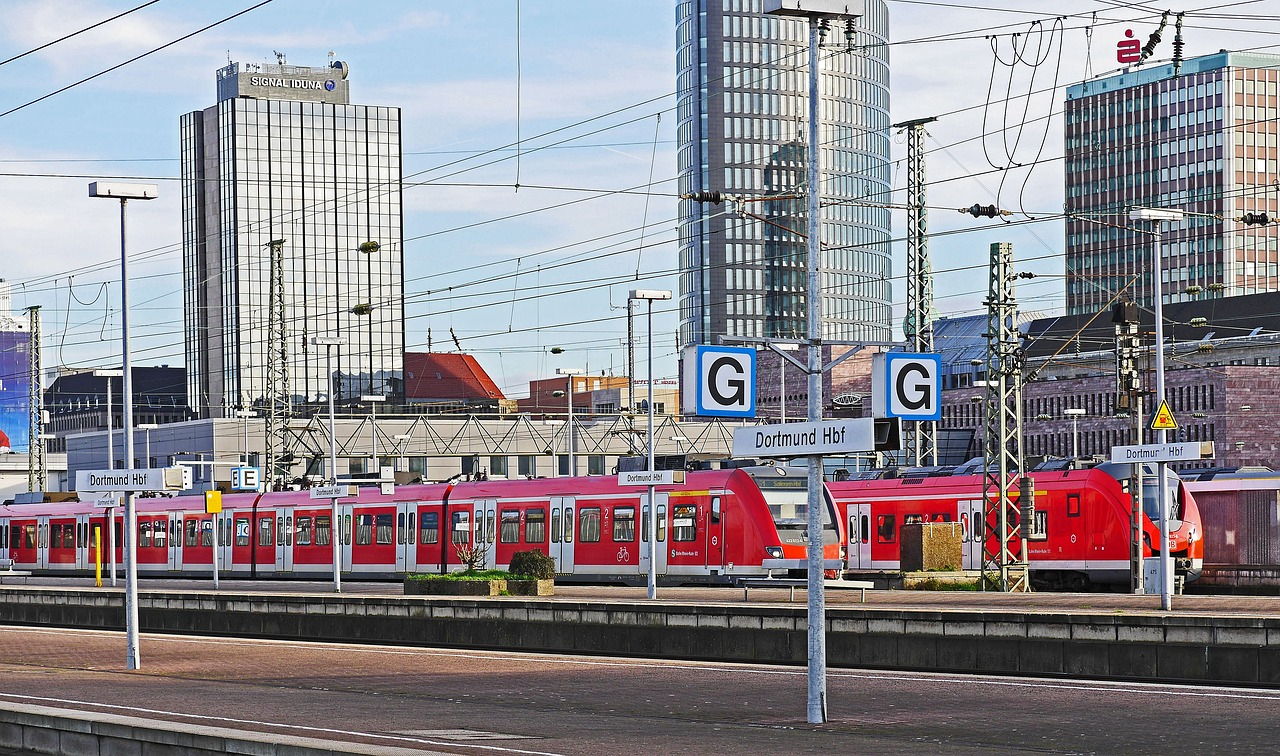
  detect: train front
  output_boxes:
[743,466,841,576]
[1105,463,1203,585]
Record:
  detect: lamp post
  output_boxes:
[554,368,583,477]
[629,289,671,600]
[312,335,348,593]
[136,423,158,469]
[90,180,157,671]
[1063,408,1085,459]
[94,368,123,588]
[360,394,386,476]
[1129,206,1184,611]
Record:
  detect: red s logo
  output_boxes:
[1117,29,1141,64]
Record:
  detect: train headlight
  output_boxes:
[765,547,784,559]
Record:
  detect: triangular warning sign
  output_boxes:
[1150,399,1178,431]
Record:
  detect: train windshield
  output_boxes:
[1141,475,1184,527]
[752,473,837,545]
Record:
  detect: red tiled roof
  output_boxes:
[403,352,505,401]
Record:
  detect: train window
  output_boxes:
[524,509,544,544]
[563,508,573,543]
[201,519,213,546]
[235,518,250,547]
[296,517,313,546]
[222,517,232,547]
[657,504,666,542]
[578,508,601,543]
[848,515,858,543]
[9,527,17,549]
[344,514,351,546]
[1067,493,1081,518]
[408,513,416,545]
[38,524,47,549]
[139,521,152,549]
[711,498,721,525]
[904,514,924,525]
[451,511,470,545]
[500,510,520,543]
[316,516,331,546]
[486,510,496,544]
[860,514,870,544]
[22,524,35,550]
[1030,511,1049,541]
[355,515,374,546]
[613,507,636,542]
[641,505,650,543]
[185,519,198,547]
[551,508,561,543]
[672,504,697,542]
[278,517,286,546]
[49,524,62,549]
[419,512,438,544]
[67,524,77,549]
[260,517,274,547]
[398,513,406,544]
[876,514,896,543]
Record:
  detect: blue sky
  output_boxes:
[0,1,1267,397]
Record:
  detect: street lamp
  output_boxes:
[1129,205,1184,612]
[360,394,387,476]
[1063,408,1085,459]
[313,335,348,593]
[93,368,123,589]
[136,423,158,469]
[90,180,157,671]
[629,288,671,600]
[554,367,583,477]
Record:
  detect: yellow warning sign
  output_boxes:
[1150,400,1178,431]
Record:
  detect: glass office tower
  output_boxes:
[181,60,403,418]
[675,0,892,348]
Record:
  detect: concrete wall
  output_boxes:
[3,589,1279,685]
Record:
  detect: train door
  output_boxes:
[219,512,235,574]
[396,502,414,573]
[168,512,183,571]
[76,514,91,570]
[478,499,497,570]
[639,494,668,578]
[0,518,7,566]
[549,496,575,574]
[705,495,724,572]
[340,505,354,573]
[275,509,293,573]
[959,499,984,570]
[846,503,872,569]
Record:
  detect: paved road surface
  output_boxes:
[2,625,1279,754]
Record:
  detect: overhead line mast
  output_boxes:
[895,115,938,466]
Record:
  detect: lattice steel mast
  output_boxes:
[895,116,938,466]
[265,238,290,489]
[25,305,43,492]
[981,242,1030,591]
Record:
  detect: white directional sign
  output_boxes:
[618,470,686,486]
[310,484,357,499]
[77,467,186,493]
[871,352,942,421]
[1110,441,1214,464]
[682,345,756,418]
[733,419,879,458]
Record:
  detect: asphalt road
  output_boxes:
[2,625,1279,755]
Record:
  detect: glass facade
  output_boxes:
[675,0,892,348]
[181,62,403,418]
[1064,52,1280,314]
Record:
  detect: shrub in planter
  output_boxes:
[404,571,507,596]
[508,550,556,580]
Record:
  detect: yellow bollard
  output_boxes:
[95,526,102,587]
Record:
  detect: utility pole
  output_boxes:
[981,242,1030,592]
[265,238,289,490]
[895,116,938,466]
[25,305,42,493]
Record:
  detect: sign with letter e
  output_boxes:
[682,345,756,417]
[871,352,941,421]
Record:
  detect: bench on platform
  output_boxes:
[739,577,874,602]
[0,559,32,583]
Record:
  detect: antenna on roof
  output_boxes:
[273,50,286,65]
[450,328,462,352]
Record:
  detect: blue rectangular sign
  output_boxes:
[693,345,756,418]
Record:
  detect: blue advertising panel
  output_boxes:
[0,331,31,452]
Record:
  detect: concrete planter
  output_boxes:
[507,579,555,596]
[404,577,506,596]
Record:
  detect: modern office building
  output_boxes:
[1064,51,1280,315]
[181,59,404,419]
[675,0,893,348]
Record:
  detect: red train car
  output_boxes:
[0,466,841,585]
[829,461,1203,589]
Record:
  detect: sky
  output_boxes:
[0,0,1274,399]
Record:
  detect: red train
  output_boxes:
[0,466,840,585]
[0,461,1203,589]
[829,461,1204,589]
